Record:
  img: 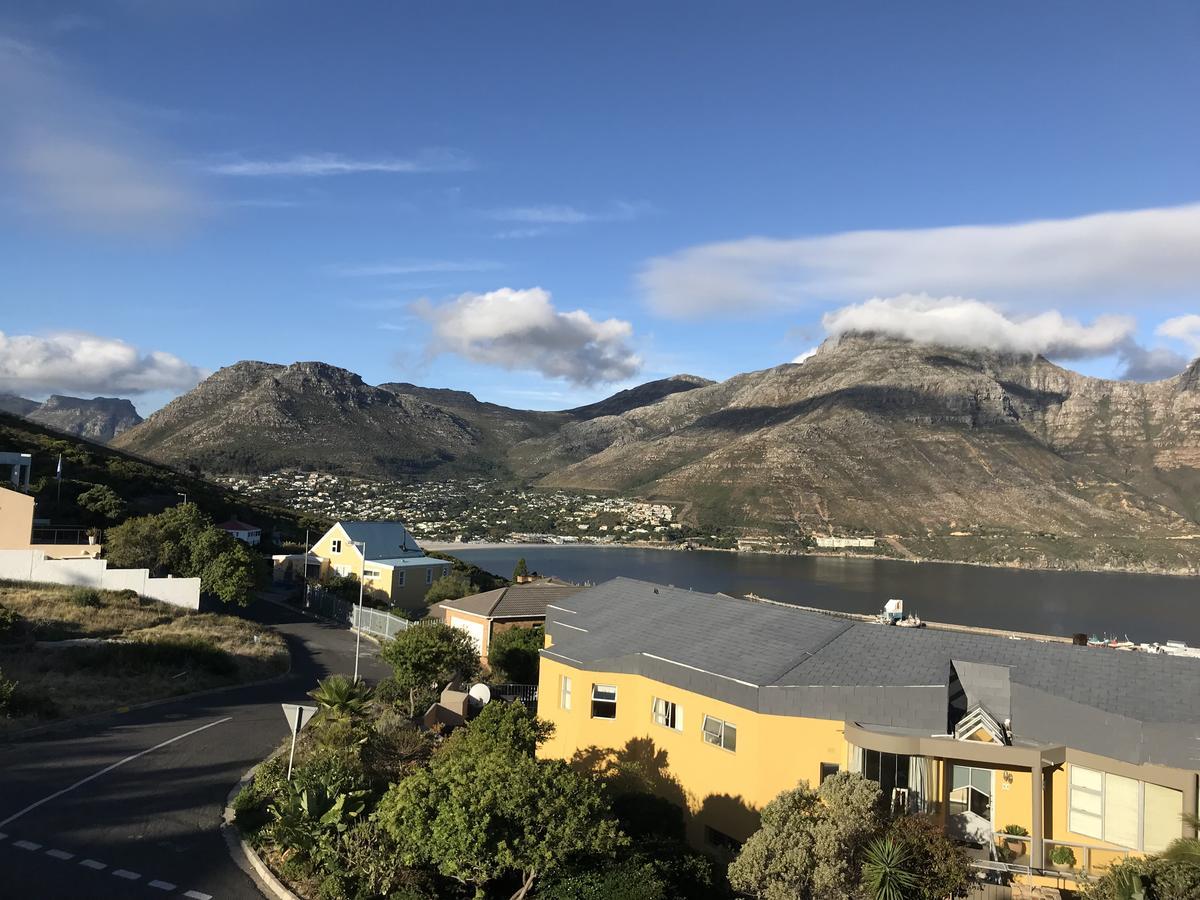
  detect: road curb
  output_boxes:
[222,761,302,900]
[1,654,294,744]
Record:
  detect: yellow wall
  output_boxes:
[991,767,1034,833]
[0,486,34,550]
[538,657,847,844]
[311,524,449,610]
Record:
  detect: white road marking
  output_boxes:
[80,859,107,870]
[13,839,42,851]
[183,891,213,900]
[0,831,7,840]
[112,869,140,880]
[46,848,74,860]
[147,880,176,891]
[0,717,233,828]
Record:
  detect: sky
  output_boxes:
[1,1,1199,414]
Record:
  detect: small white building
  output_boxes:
[216,518,263,546]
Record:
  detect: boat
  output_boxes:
[878,598,924,628]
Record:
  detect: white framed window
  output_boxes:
[652,697,682,731]
[559,675,572,710]
[1069,765,1183,851]
[363,569,380,578]
[591,684,617,719]
[702,714,737,751]
[330,539,342,553]
[426,567,433,585]
[397,570,405,587]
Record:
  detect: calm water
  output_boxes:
[449,545,1200,645]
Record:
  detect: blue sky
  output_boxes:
[1,1,1199,413]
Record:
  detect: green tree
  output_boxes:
[380,622,480,717]
[377,736,625,900]
[457,698,554,756]
[882,815,972,900]
[513,557,529,580]
[488,625,544,683]
[728,772,883,900]
[104,504,259,604]
[76,484,127,523]
[424,572,472,604]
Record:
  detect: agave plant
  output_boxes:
[1111,869,1148,900]
[268,781,369,854]
[308,674,375,723]
[860,836,919,900]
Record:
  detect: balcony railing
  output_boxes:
[970,834,1130,882]
[31,527,98,546]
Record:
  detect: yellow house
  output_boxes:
[309,521,451,610]
[537,578,1200,888]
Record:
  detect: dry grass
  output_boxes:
[0,581,287,728]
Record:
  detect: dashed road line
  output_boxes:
[80,858,107,870]
[0,716,232,829]
[45,848,74,860]
[111,868,141,880]
[0,831,7,841]
[147,879,176,891]
[183,892,213,900]
[13,839,42,851]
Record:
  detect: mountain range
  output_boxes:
[110,337,1200,571]
[0,394,143,443]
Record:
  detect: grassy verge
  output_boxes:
[0,581,288,729]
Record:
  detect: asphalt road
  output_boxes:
[0,596,391,900]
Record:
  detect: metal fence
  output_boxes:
[351,604,412,640]
[490,683,539,707]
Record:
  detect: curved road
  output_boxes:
[0,596,391,899]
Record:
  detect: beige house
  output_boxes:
[0,453,100,559]
[432,578,581,666]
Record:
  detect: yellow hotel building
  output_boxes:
[536,578,1199,889]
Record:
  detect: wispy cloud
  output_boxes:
[1157,315,1200,354]
[415,287,642,386]
[0,35,201,233]
[0,330,207,396]
[640,203,1200,318]
[482,200,653,237]
[329,259,502,278]
[207,149,474,177]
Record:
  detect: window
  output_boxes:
[1070,766,1184,851]
[442,567,449,578]
[330,539,342,553]
[652,697,682,730]
[591,684,617,719]
[426,568,433,585]
[820,763,840,783]
[333,564,351,577]
[397,570,405,587]
[702,715,736,751]
[949,765,992,821]
[363,569,380,578]
[559,675,572,710]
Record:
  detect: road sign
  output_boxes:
[281,703,317,734]
[281,703,319,780]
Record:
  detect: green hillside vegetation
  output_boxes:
[0,410,325,540]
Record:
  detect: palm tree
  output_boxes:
[860,836,919,900]
[1162,812,1200,868]
[308,674,374,723]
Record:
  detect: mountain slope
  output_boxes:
[0,394,142,442]
[515,337,1200,551]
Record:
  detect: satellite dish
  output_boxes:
[468,683,492,706]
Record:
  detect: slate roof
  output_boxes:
[436,578,583,620]
[339,521,421,560]
[375,556,444,568]
[544,578,1200,771]
[216,519,260,532]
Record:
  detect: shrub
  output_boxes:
[0,669,16,717]
[1051,845,1077,867]
[1086,856,1200,900]
[884,815,972,900]
[423,573,472,604]
[69,586,102,608]
[0,604,20,641]
[488,625,544,683]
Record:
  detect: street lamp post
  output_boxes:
[352,540,366,682]
[177,492,188,505]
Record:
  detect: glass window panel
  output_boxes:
[1070,809,1103,840]
[592,685,617,701]
[1103,774,1139,848]
[865,750,881,783]
[702,715,722,743]
[723,723,737,751]
[1073,790,1102,816]
[952,765,970,790]
[1144,783,1183,854]
[971,769,990,794]
[1071,766,1104,792]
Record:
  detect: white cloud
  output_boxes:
[0,35,200,233]
[484,201,652,237]
[415,287,641,386]
[0,331,208,396]
[207,150,473,177]
[1157,314,1200,353]
[639,203,1200,317]
[330,259,501,277]
[792,347,818,364]
[822,295,1135,359]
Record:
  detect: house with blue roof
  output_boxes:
[309,520,451,609]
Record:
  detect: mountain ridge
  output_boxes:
[0,393,142,442]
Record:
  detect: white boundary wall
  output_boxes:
[0,549,200,610]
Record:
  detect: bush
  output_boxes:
[1050,845,1077,867]
[1086,855,1200,900]
[424,573,472,604]
[0,669,16,717]
[69,586,102,608]
[487,624,544,683]
[0,604,20,641]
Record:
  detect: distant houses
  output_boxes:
[215,518,262,546]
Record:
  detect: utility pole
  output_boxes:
[352,540,366,682]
